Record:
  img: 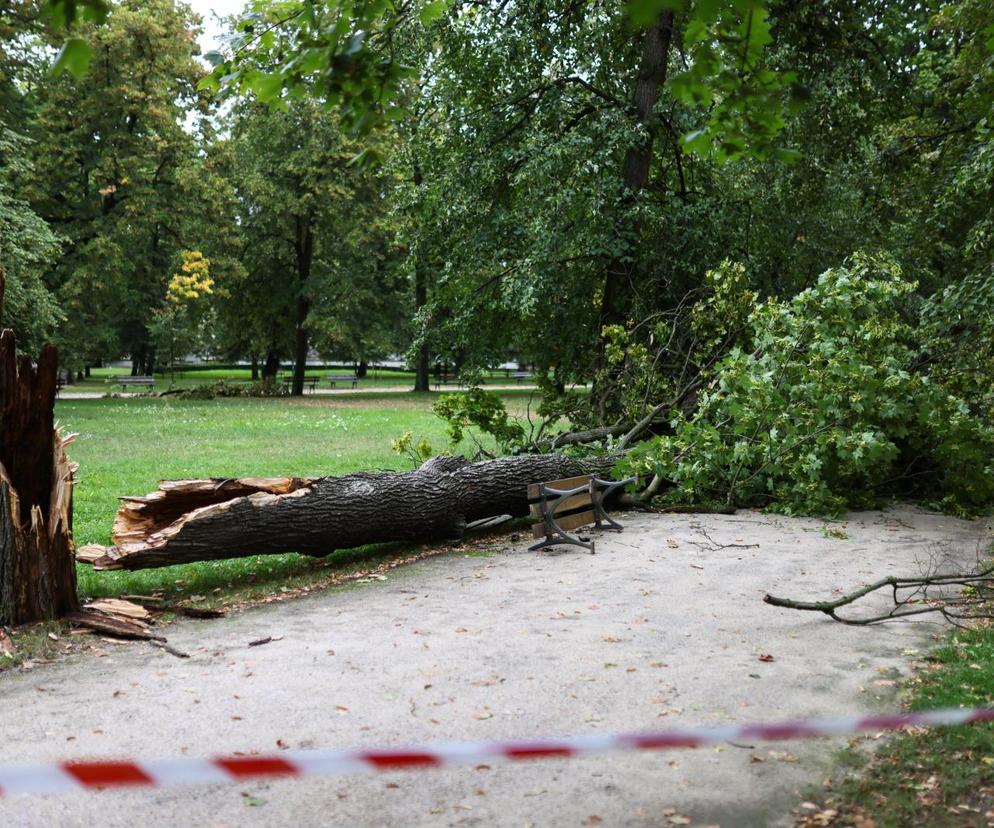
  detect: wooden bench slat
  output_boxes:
[531,509,596,539]
[527,475,592,501]
[528,492,592,518]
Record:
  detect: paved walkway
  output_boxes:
[56,384,541,400]
[0,507,989,827]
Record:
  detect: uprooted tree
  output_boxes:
[0,271,78,626]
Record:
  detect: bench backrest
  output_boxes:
[528,475,597,538]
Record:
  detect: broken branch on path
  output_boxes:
[78,453,621,571]
[764,564,994,626]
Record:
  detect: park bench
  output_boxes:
[433,376,466,390]
[282,375,320,392]
[527,474,635,554]
[112,376,155,391]
[512,371,534,383]
[326,373,358,389]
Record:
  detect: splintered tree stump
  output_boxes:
[0,329,79,625]
[83,454,620,571]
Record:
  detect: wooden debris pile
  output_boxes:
[67,596,224,658]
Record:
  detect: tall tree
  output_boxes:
[227,99,401,394]
[26,0,209,374]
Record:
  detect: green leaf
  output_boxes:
[52,38,92,78]
[774,148,802,165]
[419,0,448,26]
[197,72,221,92]
[203,50,226,68]
[248,72,285,103]
[625,0,683,27]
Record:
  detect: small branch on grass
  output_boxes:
[764,563,994,627]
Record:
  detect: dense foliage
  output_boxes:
[620,255,994,514]
[2,0,992,513]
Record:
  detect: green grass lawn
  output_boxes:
[808,619,994,827]
[57,393,525,605]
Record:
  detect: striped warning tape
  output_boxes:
[2,706,993,796]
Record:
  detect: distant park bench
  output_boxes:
[512,371,534,383]
[111,376,156,391]
[281,375,320,392]
[527,474,635,554]
[326,373,358,389]
[433,376,467,390]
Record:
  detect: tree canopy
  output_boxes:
[2,0,993,512]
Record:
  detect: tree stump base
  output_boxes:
[0,330,79,626]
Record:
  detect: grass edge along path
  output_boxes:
[796,558,994,828]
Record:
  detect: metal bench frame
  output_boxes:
[529,475,636,554]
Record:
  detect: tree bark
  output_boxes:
[599,10,675,333]
[80,453,619,571]
[291,213,314,397]
[262,349,280,380]
[0,328,79,625]
[412,160,431,392]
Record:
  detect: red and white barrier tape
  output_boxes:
[3,706,993,796]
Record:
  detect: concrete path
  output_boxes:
[56,384,543,400]
[0,507,990,827]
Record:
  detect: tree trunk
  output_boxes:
[599,10,675,334]
[356,360,368,378]
[412,160,431,393]
[80,453,619,571]
[291,214,314,397]
[143,346,156,377]
[0,328,79,626]
[250,355,259,381]
[262,349,280,380]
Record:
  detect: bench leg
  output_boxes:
[529,534,594,554]
[528,488,595,554]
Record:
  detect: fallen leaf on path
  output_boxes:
[758,654,775,662]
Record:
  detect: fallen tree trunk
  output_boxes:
[0,325,79,626]
[82,453,620,571]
